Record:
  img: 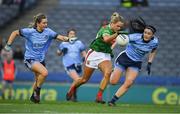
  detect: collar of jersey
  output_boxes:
[34,27,44,33]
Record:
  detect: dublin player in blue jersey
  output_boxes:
[57,28,86,101]
[4,13,69,103]
[108,25,158,106]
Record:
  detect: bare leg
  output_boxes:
[115,68,138,97]
[96,60,112,103]
[68,70,80,81]
[110,67,124,85]
[31,62,48,88]
[30,62,48,103]
[66,65,94,101]
[108,67,139,106]
[32,73,38,90]
[68,70,81,101]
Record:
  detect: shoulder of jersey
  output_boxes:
[153,36,159,43]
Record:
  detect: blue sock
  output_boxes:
[110,95,119,103]
[34,87,41,95]
[36,87,41,91]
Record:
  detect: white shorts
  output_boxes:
[85,49,111,69]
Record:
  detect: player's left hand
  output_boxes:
[146,62,152,75]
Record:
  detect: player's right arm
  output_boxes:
[6,30,20,45]
[103,32,118,43]
[111,40,117,49]
[5,30,20,51]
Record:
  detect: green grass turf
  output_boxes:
[0,100,179,113]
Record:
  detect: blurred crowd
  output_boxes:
[121,0,149,8]
[0,0,37,12]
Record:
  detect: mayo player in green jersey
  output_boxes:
[66,12,125,103]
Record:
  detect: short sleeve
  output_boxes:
[152,37,159,49]
[19,28,32,38]
[48,28,58,39]
[78,41,86,52]
[102,29,111,37]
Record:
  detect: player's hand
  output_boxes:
[146,62,152,76]
[4,44,12,52]
[117,31,129,35]
[62,48,68,55]
[82,57,85,62]
[63,36,69,42]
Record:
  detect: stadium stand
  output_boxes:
[0,0,37,28]
[45,0,180,77]
[0,0,180,84]
[0,4,19,27]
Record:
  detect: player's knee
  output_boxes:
[74,77,81,81]
[81,78,88,84]
[41,70,48,77]
[110,78,118,85]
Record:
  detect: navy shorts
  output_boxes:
[24,59,46,70]
[65,64,82,74]
[115,52,142,72]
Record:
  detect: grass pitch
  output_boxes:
[0,100,179,113]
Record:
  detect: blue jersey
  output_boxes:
[125,33,158,61]
[58,40,85,67]
[20,27,57,61]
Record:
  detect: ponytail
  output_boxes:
[110,12,124,24]
[28,13,46,28]
[129,16,146,33]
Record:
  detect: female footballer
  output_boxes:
[66,12,125,103]
[57,28,86,101]
[108,25,158,106]
[4,13,69,103]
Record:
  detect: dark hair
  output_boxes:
[129,16,146,33]
[67,28,76,35]
[145,25,156,33]
[29,13,47,28]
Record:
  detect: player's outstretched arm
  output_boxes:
[5,30,20,51]
[56,34,69,42]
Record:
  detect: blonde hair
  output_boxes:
[29,13,47,28]
[110,12,124,23]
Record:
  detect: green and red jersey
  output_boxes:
[90,25,115,56]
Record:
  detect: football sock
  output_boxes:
[69,85,76,95]
[110,95,119,103]
[97,89,103,97]
[34,87,41,95]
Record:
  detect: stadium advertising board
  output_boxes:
[0,83,179,105]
